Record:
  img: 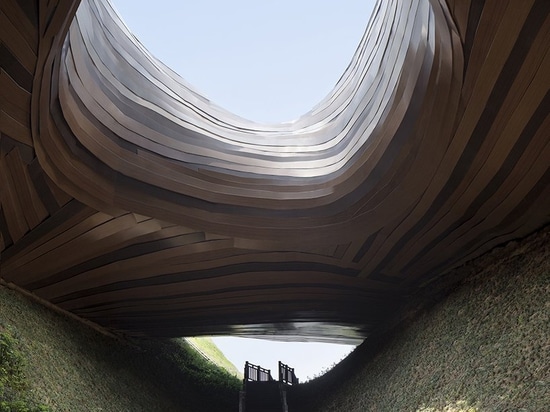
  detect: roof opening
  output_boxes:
[110,0,376,123]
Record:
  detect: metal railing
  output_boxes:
[241,361,297,411]
[278,361,299,385]
[244,361,273,382]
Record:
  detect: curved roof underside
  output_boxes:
[1,0,549,341]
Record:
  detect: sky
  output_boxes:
[109,0,376,380]
[110,0,376,123]
[212,336,355,382]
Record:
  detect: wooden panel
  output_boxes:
[0,156,29,242]
[0,200,92,267]
[0,202,13,251]
[0,7,37,73]
[0,1,38,52]
[3,148,48,229]
[0,45,34,92]
[0,70,31,126]
[0,110,32,146]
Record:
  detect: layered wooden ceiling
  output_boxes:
[1,0,548,340]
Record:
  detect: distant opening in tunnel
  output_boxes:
[205,336,357,382]
[110,0,376,123]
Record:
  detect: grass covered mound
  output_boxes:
[0,286,240,412]
[292,228,550,411]
[186,337,242,378]
[0,326,51,412]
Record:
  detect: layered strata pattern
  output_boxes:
[1,0,549,339]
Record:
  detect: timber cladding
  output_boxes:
[1,0,549,339]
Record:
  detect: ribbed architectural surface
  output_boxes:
[1,0,548,340]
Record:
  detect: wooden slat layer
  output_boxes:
[0,7,37,74]
[0,203,13,252]
[0,156,29,242]
[2,148,48,229]
[0,0,548,339]
[358,1,550,279]
[1,70,31,127]
[0,1,38,53]
[0,110,33,147]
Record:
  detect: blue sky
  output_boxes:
[111,0,376,123]
[109,0,375,380]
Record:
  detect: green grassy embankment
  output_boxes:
[291,227,550,412]
[185,337,242,378]
[0,286,241,412]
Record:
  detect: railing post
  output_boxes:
[277,361,299,385]
[244,361,275,382]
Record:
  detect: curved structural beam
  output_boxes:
[39,0,463,242]
[1,0,549,339]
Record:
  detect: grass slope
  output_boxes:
[0,325,51,411]
[0,286,241,412]
[185,337,242,378]
[291,228,550,412]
